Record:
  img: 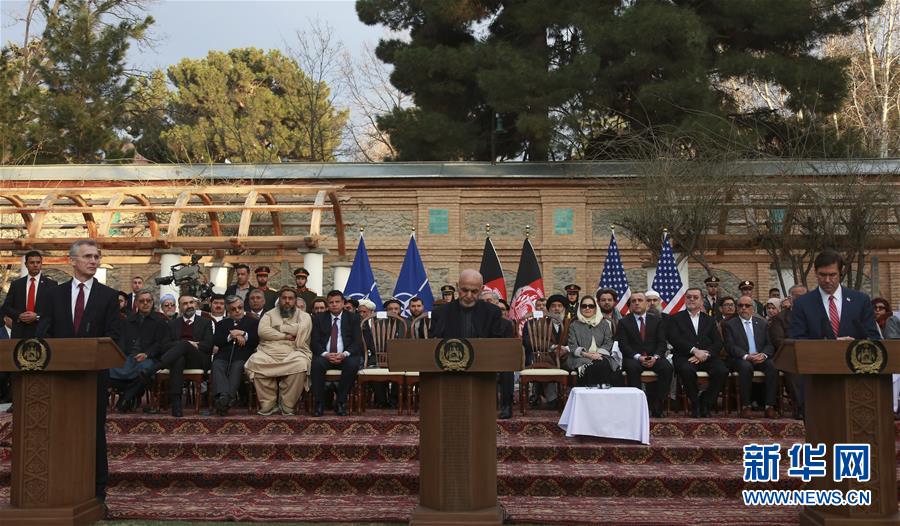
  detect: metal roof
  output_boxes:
[1,159,899,181]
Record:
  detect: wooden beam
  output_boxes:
[167,191,190,240]
[237,190,259,238]
[0,184,343,197]
[28,193,56,239]
[0,204,334,214]
[98,193,125,236]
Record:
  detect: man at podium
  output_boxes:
[789,250,880,341]
[430,269,515,419]
[788,250,880,420]
[37,239,122,507]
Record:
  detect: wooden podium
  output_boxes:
[0,337,124,526]
[389,338,523,526]
[775,339,900,526]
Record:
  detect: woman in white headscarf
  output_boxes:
[565,295,621,386]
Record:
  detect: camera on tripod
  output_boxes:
[154,254,214,301]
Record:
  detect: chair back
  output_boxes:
[524,317,561,369]
[410,315,431,339]
[362,315,408,368]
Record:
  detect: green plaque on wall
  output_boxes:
[554,208,574,235]
[429,208,449,234]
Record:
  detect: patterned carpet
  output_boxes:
[2,411,898,524]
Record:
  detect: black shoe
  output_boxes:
[171,399,183,418]
[335,402,347,416]
[313,402,324,417]
[690,407,701,418]
[214,395,229,417]
[498,405,512,419]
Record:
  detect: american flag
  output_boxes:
[651,233,686,314]
[598,230,631,315]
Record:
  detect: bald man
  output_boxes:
[430,269,516,419]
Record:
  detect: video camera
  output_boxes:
[154,254,214,302]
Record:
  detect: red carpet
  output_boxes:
[2,410,898,524]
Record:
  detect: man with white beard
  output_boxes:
[245,287,313,416]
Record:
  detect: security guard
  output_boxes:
[564,284,581,321]
[293,267,317,314]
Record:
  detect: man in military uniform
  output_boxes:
[440,284,456,302]
[703,276,722,320]
[564,284,581,321]
[254,266,278,310]
[738,280,765,317]
[293,267,317,314]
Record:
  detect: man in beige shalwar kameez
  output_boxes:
[245,287,312,415]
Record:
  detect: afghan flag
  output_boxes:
[510,238,544,324]
[479,236,507,301]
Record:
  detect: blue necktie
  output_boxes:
[744,320,757,355]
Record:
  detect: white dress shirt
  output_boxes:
[70,277,94,320]
[819,286,843,319]
[322,313,349,357]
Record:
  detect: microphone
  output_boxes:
[821,317,832,339]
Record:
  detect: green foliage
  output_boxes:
[131,48,347,163]
[358,0,883,160]
[30,0,152,163]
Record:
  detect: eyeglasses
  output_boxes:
[137,298,153,303]
[874,305,887,311]
[738,303,754,308]
[580,304,596,309]
[161,303,175,308]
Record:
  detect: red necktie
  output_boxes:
[330,317,339,353]
[132,294,138,312]
[639,316,646,341]
[828,295,840,338]
[73,283,85,334]
[26,277,36,312]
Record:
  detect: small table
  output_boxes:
[558,387,650,444]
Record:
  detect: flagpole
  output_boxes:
[525,224,530,239]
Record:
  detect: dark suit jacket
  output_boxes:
[37,278,122,341]
[224,283,257,299]
[430,300,513,339]
[312,311,363,358]
[666,310,723,361]
[617,313,667,359]
[120,312,172,360]
[789,286,880,340]
[767,309,791,351]
[126,292,139,312]
[168,315,215,355]
[2,274,58,338]
[724,315,774,361]
[213,315,259,362]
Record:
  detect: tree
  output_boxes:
[828,0,900,157]
[0,0,153,164]
[137,48,347,163]
[358,0,883,161]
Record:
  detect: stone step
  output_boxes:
[5,459,893,499]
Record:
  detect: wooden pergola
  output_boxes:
[0,184,347,258]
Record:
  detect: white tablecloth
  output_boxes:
[558,387,650,444]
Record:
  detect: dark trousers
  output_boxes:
[623,356,673,407]
[729,356,778,407]
[786,372,805,412]
[0,371,10,402]
[577,359,618,387]
[158,340,211,396]
[674,357,728,410]
[311,354,359,404]
[498,372,514,407]
[212,358,246,400]
[96,370,109,500]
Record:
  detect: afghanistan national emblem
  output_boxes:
[435,338,475,372]
[13,338,52,371]
[846,339,887,375]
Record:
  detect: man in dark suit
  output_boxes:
[152,294,215,416]
[1,250,58,339]
[36,239,122,506]
[310,290,362,416]
[617,292,673,417]
[767,283,807,419]
[724,298,778,418]
[666,287,728,418]
[789,250,880,341]
[431,269,515,419]
[110,289,172,411]
[212,295,259,416]
[125,276,144,313]
[224,263,256,303]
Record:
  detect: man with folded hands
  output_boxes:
[245,287,312,416]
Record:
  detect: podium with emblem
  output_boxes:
[775,339,900,525]
[0,337,125,526]
[389,337,523,525]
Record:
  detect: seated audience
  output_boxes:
[724,297,778,418]
[617,292,673,417]
[565,295,620,387]
[310,290,362,417]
